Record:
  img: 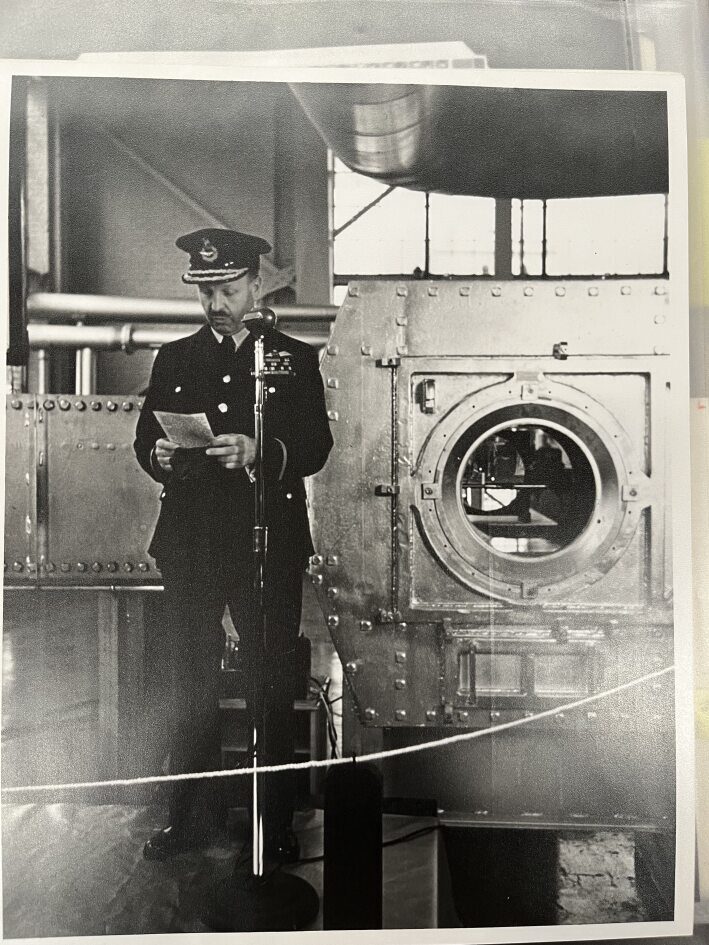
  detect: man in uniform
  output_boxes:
[134,228,333,862]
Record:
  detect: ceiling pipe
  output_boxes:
[27,322,330,351]
[27,292,337,325]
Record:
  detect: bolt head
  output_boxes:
[490,710,501,720]
[91,562,102,573]
[43,399,55,410]
[326,554,339,566]
[106,401,117,411]
[310,554,323,567]
[122,401,133,411]
[588,286,599,297]
[458,711,469,721]
[12,561,23,572]
[395,709,407,721]
[364,708,376,721]
[60,563,71,572]
[394,678,407,690]
[58,399,70,411]
[10,399,22,409]
[395,650,407,663]
[76,562,87,573]
[491,286,502,298]
[123,562,134,572]
[426,710,437,721]
[45,561,56,573]
[345,661,357,674]
[138,562,149,572]
[75,401,86,411]
[523,286,534,297]
[327,615,339,628]
[348,286,360,297]
[359,620,372,632]
[107,562,118,573]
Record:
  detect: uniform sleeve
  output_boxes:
[133,347,171,484]
[264,343,333,481]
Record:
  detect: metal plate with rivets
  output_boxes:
[4,398,37,584]
[38,395,161,585]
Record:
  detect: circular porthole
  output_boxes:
[415,381,644,602]
[458,421,597,558]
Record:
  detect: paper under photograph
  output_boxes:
[0,60,694,941]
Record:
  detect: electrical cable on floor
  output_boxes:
[286,824,441,866]
[310,675,339,759]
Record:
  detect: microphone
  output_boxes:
[241,308,277,335]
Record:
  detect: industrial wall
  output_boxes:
[43,77,329,394]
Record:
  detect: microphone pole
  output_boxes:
[243,307,276,879]
[210,308,319,932]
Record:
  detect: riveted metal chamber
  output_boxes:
[310,278,677,827]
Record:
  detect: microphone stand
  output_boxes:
[208,310,319,933]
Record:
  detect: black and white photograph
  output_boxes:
[0,57,695,942]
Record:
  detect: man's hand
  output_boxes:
[154,438,179,472]
[206,434,257,470]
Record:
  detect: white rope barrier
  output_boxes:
[0,665,673,797]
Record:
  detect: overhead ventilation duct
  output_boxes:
[290,83,669,199]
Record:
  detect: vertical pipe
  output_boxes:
[424,191,431,277]
[74,321,96,395]
[541,198,548,277]
[7,77,29,386]
[494,198,513,279]
[36,349,48,394]
[50,98,63,293]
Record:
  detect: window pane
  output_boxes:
[334,185,426,274]
[333,284,348,306]
[429,194,496,275]
[546,194,666,275]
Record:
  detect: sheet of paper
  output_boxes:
[153,411,214,448]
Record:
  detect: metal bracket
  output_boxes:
[422,378,436,414]
[621,484,640,501]
[376,357,401,368]
[421,481,441,499]
[553,341,569,360]
[375,483,401,496]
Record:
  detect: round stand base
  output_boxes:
[207,864,320,932]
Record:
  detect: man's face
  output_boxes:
[198,274,260,335]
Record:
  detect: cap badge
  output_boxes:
[199,238,219,263]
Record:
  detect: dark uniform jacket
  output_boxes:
[134,324,333,570]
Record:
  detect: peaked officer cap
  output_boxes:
[176,228,271,284]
